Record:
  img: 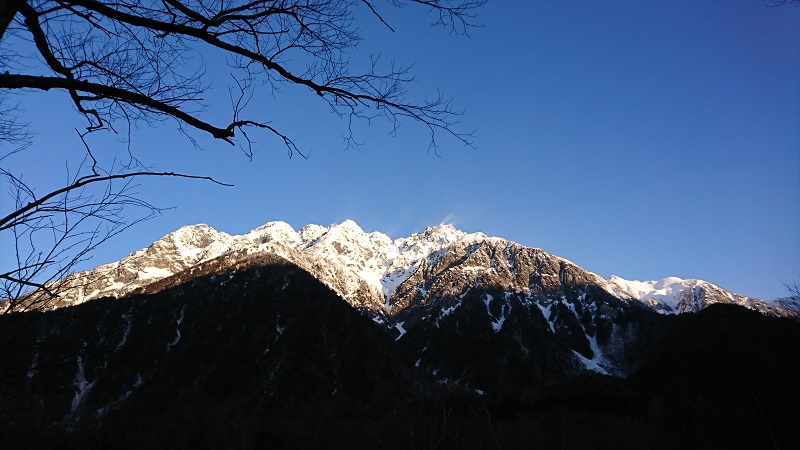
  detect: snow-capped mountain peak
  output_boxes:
[33,220,796,321]
[243,221,300,246]
[155,223,231,261]
[605,275,787,316]
[606,275,692,312]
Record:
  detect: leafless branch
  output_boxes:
[2,0,481,154]
[0,0,483,313]
[0,168,232,232]
[1,153,231,314]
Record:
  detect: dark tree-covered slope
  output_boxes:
[1,253,798,449]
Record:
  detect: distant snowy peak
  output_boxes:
[605,276,694,313]
[606,275,789,316]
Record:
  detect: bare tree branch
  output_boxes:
[785,280,800,302]
[0,167,231,232]
[0,73,234,140]
[0,0,483,313]
[1,148,233,314]
[2,0,481,152]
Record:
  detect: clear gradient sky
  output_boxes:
[3,1,799,300]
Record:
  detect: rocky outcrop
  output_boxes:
[38,220,795,320]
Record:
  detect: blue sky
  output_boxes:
[3,1,799,299]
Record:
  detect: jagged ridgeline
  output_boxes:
[21,220,798,319]
[1,221,798,449]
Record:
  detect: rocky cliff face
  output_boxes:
[39,220,794,320]
[16,220,794,384]
[384,237,660,380]
[27,219,796,386]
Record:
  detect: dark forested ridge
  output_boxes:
[1,256,798,449]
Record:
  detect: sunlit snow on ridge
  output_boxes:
[44,219,792,320]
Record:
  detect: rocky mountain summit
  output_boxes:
[48,220,794,319]
[30,219,794,381]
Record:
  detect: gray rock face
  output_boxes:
[388,239,607,313]
[34,220,796,322]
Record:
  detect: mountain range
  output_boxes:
[1,220,798,449]
[44,220,797,319]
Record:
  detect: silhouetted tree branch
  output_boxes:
[0,159,232,314]
[785,280,800,302]
[0,0,483,313]
[1,0,482,156]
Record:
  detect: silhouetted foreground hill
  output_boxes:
[1,256,798,449]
